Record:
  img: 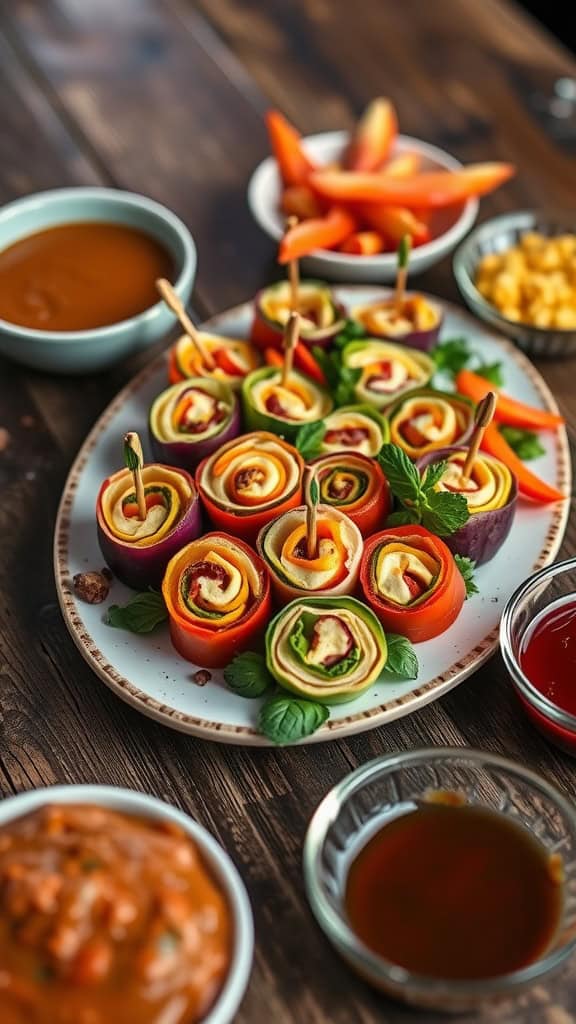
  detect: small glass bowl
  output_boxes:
[453,211,576,360]
[501,557,576,755]
[303,747,576,1012]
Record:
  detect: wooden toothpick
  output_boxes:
[156,277,216,370]
[282,311,300,388]
[304,466,319,560]
[285,215,300,313]
[461,392,497,483]
[394,233,411,311]
[123,431,147,520]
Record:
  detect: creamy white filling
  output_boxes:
[376,551,434,605]
[273,604,381,691]
[322,412,381,456]
[111,501,168,540]
[365,361,408,394]
[194,555,242,608]
[305,616,352,667]
[250,371,326,422]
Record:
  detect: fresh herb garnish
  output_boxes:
[431,337,471,376]
[500,426,545,461]
[454,554,479,599]
[105,590,167,633]
[333,318,366,348]
[475,361,504,387]
[377,444,470,536]
[294,420,326,460]
[312,346,361,406]
[258,695,329,745]
[223,652,274,698]
[383,634,419,680]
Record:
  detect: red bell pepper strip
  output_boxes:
[344,98,398,172]
[357,204,431,246]
[278,207,357,262]
[455,370,565,431]
[310,163,516,208]
[481,424,565,504]
[280,185,324,220]
[359,524,466,643]
[264,343,327,384]
[339,230,385,255]
[266,110,316,187]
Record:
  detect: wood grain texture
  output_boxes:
[0,0,575,1020]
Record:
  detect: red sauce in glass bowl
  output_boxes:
[518,596,576,754]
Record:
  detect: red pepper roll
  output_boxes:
[162,533,271,668]
[359,524,465,643]
[309,452,391,536]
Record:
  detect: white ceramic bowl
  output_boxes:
[0,784,253,1024]
[248,130,478,283]
[0,187,197,374]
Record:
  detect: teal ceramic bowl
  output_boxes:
[0,187,196,374]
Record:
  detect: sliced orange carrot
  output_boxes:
[280,185,323,221]
[380,152,422,177]
[278,207,356,262]
[455,370,565,431]
[482,424,565,503]
[358,204,431,246]
[266,110,316,187]
[294,342,327,385]
[264,347,284,368]
[339,230,385,255]
[345,98,398,172]
[311,163,516,207]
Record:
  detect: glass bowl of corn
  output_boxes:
[454,211,576,359]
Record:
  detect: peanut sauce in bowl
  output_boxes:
[0,788,253,1024]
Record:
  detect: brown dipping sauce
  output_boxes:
[0,804,231,1024]
[345,799,563,980]
[0,222,173,331]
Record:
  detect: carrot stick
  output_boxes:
[279,207,356,262]
[339,230,385,255]
[455,370,564,431]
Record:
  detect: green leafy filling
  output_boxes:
[288,612,361,678]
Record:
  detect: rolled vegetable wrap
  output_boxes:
[341,340,434,410]
[266,596,387,705]
[162,533,271,668]
[417,446,517,565]
[257,504,363,604]
[97,464,201,590]
[241,366,333,442]
[320,404,389,457]
[309,452,391,536]
[196,431,304,546]
[167,332,260,390]
[149,378,240,471]
[360,524,465,643]
[350,293,443,352]
[387,388,475,460]
[251,279,346,351]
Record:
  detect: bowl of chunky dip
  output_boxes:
[0,786,253,1024]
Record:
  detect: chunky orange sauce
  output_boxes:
[0,222,173,331]
[0,804,231,1024]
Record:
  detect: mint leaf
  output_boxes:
[431,337,471,376]
[454,554,479,599]
[383,634,419,680]
[223,652,274,698]
[421,459,448,492]
[258,695,329,745]
[500,426,545,461]
[333,319,366,348]
[312,347,341,390]
[475,361,504,387]
[105,590,167,633]
[334,366,361,406]
[386,508,418,527]
[294,421,326,461]
[377,443,421,503]
[421,489,470,536]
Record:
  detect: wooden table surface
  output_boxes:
[1,1,576,1020]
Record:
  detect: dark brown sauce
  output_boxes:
[345,801,563,979]
[0,222,173,331]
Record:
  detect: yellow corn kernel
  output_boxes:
[553,306,576,328]
[477,252,502,275]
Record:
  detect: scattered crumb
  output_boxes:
[100,567,113,582]
[193,669,212,687]
[20,414,35,428]
[73,571,111,604]
[0,427,10,451]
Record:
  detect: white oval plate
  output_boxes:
[54,289,571,746]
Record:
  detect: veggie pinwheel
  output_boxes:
[387,388,475,460]
[149,378,240,471]
[265,596,387,704]
[251,279,345,350]
[162,533,271,668]
[360,524,465,642]
[196,431,304,545]
[168,331,260,389]
[242,365,332,441]
[341,339,434,410]
[97,464,201,590]
[310,451,391,535]
[320,404,389,457]
[257,504,363,604]
[350,294,442,351]
[417,447,517,565]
